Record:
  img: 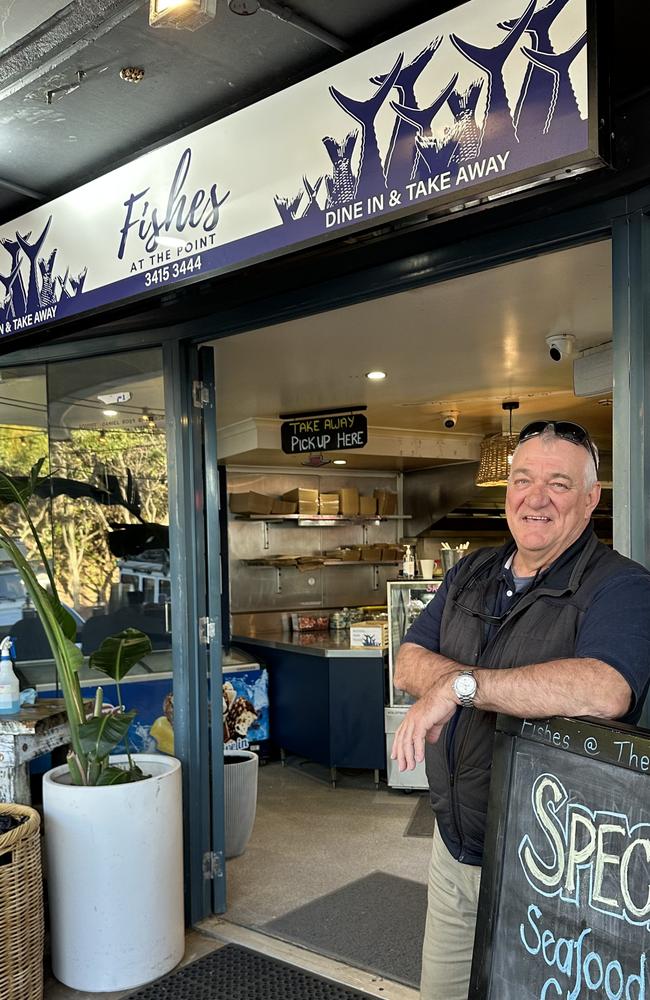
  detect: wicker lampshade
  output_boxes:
[475,432,518,487]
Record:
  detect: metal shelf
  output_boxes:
[233,514,410,523]
[242,560,401,567]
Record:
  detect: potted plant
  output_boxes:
[0,460,184,992]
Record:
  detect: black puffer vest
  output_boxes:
[425,528,632,864]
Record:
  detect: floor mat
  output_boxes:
[404,795,435,838]
[123,943,375,999]
[262,872,427,988]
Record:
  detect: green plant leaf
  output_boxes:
[96,766,143,786]
[78,710,136,760]
[62,635,84,675]
[39,586,78,642]
[89,628,153,682]
[0,458,46,509]
[28,457,48,493]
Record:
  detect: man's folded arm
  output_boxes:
[394,641,462,700]
[474,658,632,721]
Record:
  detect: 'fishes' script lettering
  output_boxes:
[118,148,230,259]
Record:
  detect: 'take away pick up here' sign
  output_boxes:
[471,715,650,1000]
[281,413,368,454]
[0,0,599,343]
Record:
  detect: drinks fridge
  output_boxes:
[385,579,441,790]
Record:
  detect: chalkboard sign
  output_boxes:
[470,715,650,1000]
[280,413,367,454]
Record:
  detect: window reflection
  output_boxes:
[0,366,51,665]
[46,350,170,658]
[0,351,174,760]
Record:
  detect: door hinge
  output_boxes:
[192,380,210,408]
[199,616,217,645]
[202,850,223,880]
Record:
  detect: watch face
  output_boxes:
[455,674,476,697]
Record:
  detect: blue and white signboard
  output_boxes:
[0,0,599,341]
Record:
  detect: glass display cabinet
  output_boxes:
[385,579,441,789]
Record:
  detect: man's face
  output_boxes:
[505,435,601,568]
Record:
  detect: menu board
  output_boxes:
[471,716,650,999]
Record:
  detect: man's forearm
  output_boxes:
[393,642,464,699]
[474,658,631,720]
[391,655,633,772]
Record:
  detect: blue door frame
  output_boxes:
[1,186,650,917]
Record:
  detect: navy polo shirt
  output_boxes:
[403,540,650,723]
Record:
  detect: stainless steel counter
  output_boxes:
[232,629,385,658]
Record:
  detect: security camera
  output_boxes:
[441,409,459,430]
[546,333,576,363]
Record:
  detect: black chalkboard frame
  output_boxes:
[469,713,650,999]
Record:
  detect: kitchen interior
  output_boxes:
[0,236,614,980]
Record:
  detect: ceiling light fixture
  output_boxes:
[475,401,520,487]
[333,459,347,466]
[366,370,387,381]
[149,0,217,30]
[102,409,118,417]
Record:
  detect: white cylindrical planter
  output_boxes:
[224,750,258,859]
[43,754,184,993]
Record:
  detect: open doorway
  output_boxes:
[204,237,613,986]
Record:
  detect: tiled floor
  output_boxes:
[44,758,429,999]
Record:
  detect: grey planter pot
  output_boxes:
[224,749,259,859]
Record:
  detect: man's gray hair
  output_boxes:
[511,425,599,489]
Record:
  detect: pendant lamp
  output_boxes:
[475,401,519,487]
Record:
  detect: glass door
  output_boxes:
[0,344,224,921]
[43,349,173,728]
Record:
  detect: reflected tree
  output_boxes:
[49,427,168,612]
[0,426,168,613]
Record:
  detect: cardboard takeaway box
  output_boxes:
[359,495,377,516]
[282,487,319,514]
[271,498,297,514]
[374,490,397,516]
[324,546,361,561]
[359,544,384,562]
[319,493,340,515]
[338,487,359,516]
[349,621,389,649]
[381,544,404,563]
[229,491,274,515]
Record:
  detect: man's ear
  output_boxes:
[586,481,601,518]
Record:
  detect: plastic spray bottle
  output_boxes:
[0,637,20,715]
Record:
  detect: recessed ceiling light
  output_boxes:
[333,459,347,465]
[366,370,387,381]
[102,409,118,417]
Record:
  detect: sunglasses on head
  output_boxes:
[517,420,599,471]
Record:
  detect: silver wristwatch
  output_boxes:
[452,670,477,708]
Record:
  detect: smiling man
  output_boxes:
[391,421,650,1000]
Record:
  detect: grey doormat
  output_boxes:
[262,872,427,988]
[123,943,375,999]
[404,795,435,838]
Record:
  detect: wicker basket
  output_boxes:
[0,804,44,1000]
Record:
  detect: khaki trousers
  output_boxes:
[419,825,482,1000]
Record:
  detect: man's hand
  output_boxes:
[391,673,458,771]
